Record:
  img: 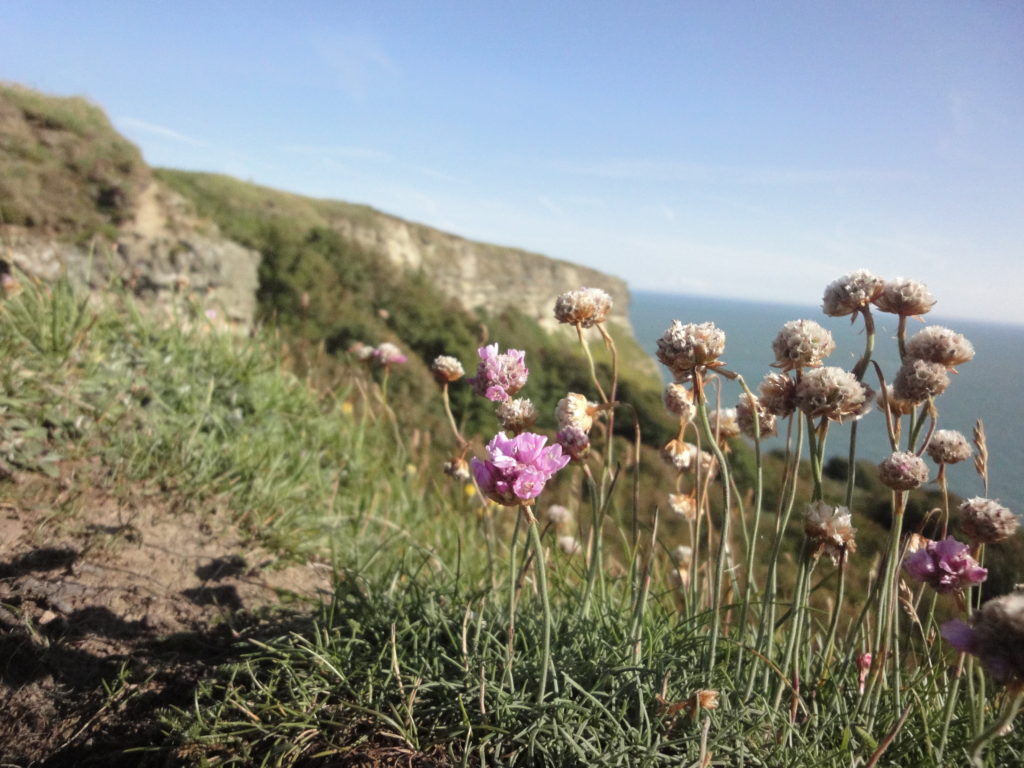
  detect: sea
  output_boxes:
[629,291,1024,516]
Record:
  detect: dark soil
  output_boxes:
[0,464,330,767]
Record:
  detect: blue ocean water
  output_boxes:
[629,291,1024,515]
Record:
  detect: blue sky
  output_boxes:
[4,1,1023,323]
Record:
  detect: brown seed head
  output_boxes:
[556,393,597,433]
[496,398,538,434]
[656,321,726,378]
[793,366,868,422]
[878,451,930,491]
[926,429,972,465]
[805,501,857,564]
[431,355,465,383]
[906,326,975,368]
[736,393,778,438]
[663,383,696,420]
[758,372,797,418]
[771,319,835,371]
[553,287,613,328]
[822,270,885,317]
[960,497,1019,544]
[893,359,950,403]
[874,277,936,316]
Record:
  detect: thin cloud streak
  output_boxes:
[283,144,393,161]
[116,117,207,147]
[559,158,915,186]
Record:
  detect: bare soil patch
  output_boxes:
[0,461,331,767]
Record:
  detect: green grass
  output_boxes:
[3,267,1023,767]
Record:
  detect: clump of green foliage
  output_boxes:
[0,83,148,240]
[155,168,675,444]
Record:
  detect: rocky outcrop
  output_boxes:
[330,212,633,332]
[4,181,261,330]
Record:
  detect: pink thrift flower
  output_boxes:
[469,344,528,402]
[857,653,872,695]
[372,342,407,366]
[471,432,570,505]
[903,536,987,594]
[941,592,1024,683]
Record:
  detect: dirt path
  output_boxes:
[0,463,331,766]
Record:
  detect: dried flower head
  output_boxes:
[904,536,987,594]
[545,504,573,526]
[736,393,778,439]
[708,407,741,443]
[556,425,591,461]
[557,536,583,555]
[877,384,917,417]
[496,398,538,435]
[941,591,1024,683]
[878,451,930,491]
[443,457,471,482]
[372,342,407,366]
[661,439,695,472]
[805,501,857,564]
[822,270,885,317]
[926,430,972,465]
[656,321,726,379]
[695,448,719,480]
[758,372,797,418]
[556,393,597,433]
[771,319,835,371]
[959,497,1019,544]
[349,341,375,362]
[668,492,697,522]
[892,359,950,403]
[470,344,529,402]
[553,287,613,328]
[905,326,975,369]
[663,383,696,420]
[471,432,570,505]
[672,545,693,565]
[431,355,465,383]
[874,277,936,317]
[793,366,868,422]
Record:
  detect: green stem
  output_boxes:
[527,511,554,705]
[695,378,733,680]
[969,687,1024,767]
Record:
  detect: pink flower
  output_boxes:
[372,342,407,366]
[941,592,1024,683]
[903,536,987,594]
[471,432,570,505]
[857,653,872,695]
[469,344,529,402]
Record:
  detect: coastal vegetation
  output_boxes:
[1,84,1023,766]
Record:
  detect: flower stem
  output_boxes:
[969,687,1024,767]
[695,377,733,679]
[526,509,554,705]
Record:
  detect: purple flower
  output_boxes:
[940,592,1024,683]
[471,432,570,505]
[903,536,987,594]
[469,344,528,402]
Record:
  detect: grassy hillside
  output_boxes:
[154,168,674,445]
[0,83,148,240]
